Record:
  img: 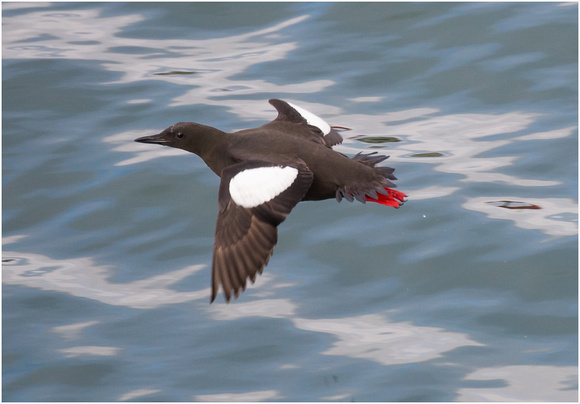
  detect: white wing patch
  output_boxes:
[229,166,299,208]
[288,102,331,135]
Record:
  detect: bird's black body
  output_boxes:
[135,99,406,302]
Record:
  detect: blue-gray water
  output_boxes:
[2,2,578,401]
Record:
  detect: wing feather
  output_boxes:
[211,160,313,303]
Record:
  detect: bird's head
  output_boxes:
[135,122,224,156]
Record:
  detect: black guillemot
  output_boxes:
[135,99,407,303]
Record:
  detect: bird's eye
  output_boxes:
[176,132,184,139]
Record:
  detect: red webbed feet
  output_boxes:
[366,187,407,208]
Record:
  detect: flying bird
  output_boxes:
[135,99,406,303]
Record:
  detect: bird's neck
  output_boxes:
[193,126,231,176]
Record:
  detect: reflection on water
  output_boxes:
[57,346,121,358]
[194,389,280,402]
[5,240,484,368]
[457,365,578,401]
[119,388,162,402]
[487,200,542,210]
[51,320,99,341]
[3,236,207,309]
[341,109,558,187]
[463,196,577,236]
[5,241,483,368]
[294,313,482,366]
[2,7,330,119]
[209,298,296,320]
[336,107,576,239]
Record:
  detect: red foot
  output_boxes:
[366,188,407,208]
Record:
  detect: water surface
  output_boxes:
[3,2,577,401]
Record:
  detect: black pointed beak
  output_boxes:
[135,133,168,145]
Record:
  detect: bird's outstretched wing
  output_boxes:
[212,160,313,303]
[268,99,343,147]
